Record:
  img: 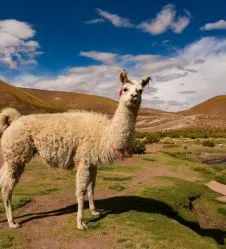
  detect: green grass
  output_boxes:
[218,207,226,216]
[136,130,226,140]
[215,175,226,185]
[55,176,225,249]
[108,183,125,191]
[98,164,138,173]
[0,234,14,248]
[0,163,73,213]
[194,167,213,175]
[0,230,30,249]
[1,137,226,249]
[12,197,32,211]
[151,140,226,184]
[143,157,156,162]
[103,176,133,182]
[39,187,60,195]
[144,152,203,173]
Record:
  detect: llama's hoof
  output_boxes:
[77,221,89,231]
[9,222,20,229]
[91,210,101,216]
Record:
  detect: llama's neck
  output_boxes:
[106,101,139,149]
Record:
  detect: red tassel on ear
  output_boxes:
[118,88,123,97]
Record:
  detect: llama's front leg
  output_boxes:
[76,162,90,230]
[87,166,100,216]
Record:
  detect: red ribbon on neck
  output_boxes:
[118,88,123,97]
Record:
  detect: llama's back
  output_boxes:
[1,111,110,169]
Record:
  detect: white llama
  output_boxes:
[0,70,151,230]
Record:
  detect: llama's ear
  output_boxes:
[141,76,152,88]
[119,69,128,85]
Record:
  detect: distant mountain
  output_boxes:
[24,88,117,115]
[181,95,226,116]
[0,80,58,114]
[0,79,225,131]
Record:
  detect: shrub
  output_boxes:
[144,134,160,144]
[133,140,146,154]
[135,132,160,144]
[170,132,180,138]
[136,130,226,140]
[202,140,215,147]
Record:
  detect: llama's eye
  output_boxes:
[138,89,143,94]
[123,88,128,92]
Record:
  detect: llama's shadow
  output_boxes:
[1,196,225,246]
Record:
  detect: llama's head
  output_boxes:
[119,69,151,109]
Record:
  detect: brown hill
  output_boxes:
[24,88,117,115]
[0,79,117,114]
[0,80,59,114]
[181,95,226,116]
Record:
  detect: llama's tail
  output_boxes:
[0,108,21,136]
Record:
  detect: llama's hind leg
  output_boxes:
[1,163,24,228]
[87,166,100,216]
[76,161,90,230]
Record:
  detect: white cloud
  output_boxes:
[138,4,176,35]
[138,4,190,35]
[96,8,133,28]
[0,19,35,39]
[10,37,226,112]
[201,19,226,31]
[0,19,40,69]
[93,5,190,35]
[85,18,105,25]
[171,16,190,34]
[80,51,117,64]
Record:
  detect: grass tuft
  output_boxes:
[0,234,14,248]
[103,176,133,181]
[108,184,125,191]
[13,197,32,210]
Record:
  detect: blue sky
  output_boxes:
[0,0,226,111]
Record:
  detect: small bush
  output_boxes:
[136,130,226,140]
[133,140,146,154]
[170,132,180,138]
[135,132,160,144]
[144,134,160,144]
[202,140,215,147]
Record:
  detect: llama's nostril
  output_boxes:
[131,94,138,98]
